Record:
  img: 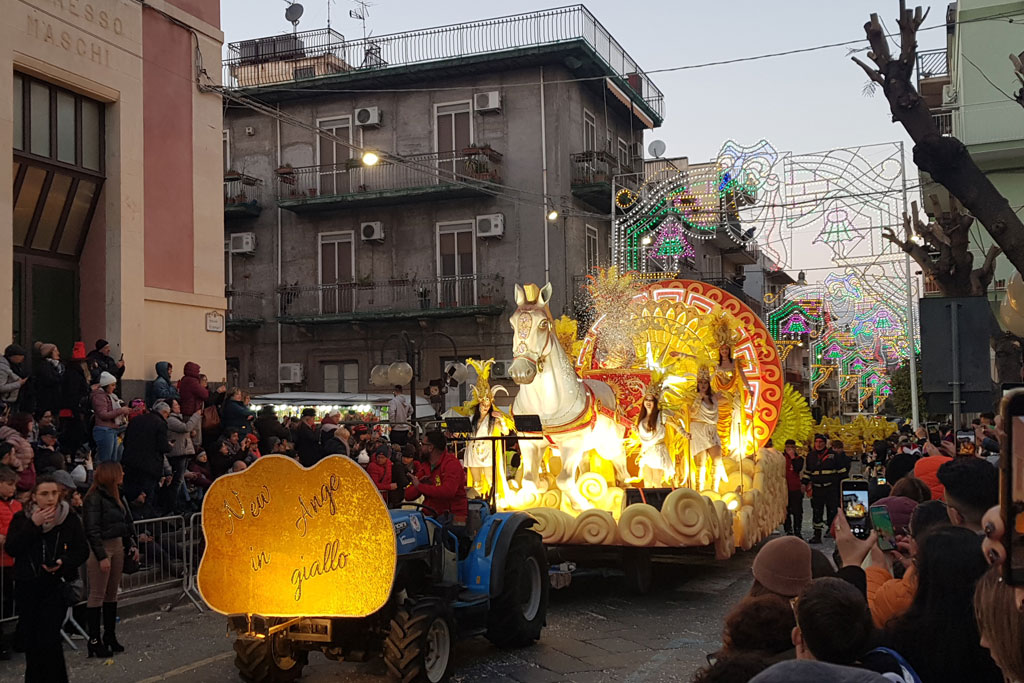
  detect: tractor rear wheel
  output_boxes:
[233,628,308,683]
[486,529,549,648]
[384,597,454,683]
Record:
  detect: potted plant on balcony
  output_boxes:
[466,156,492,181]
[357,183,369,192]
[224,168,241,181]
[275,164,296,185]
[344,157,363,171]
[462,142,502,163]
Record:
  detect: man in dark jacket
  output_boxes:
[86,340,125,386]
[293,408,322,467]
[147,362,179,407]
[121,402,171,507]
[801,434,850,544]
[177,362,208,416]
[320,424,349,457]
[255,406,291,455]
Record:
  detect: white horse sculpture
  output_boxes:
[508,282,628,510]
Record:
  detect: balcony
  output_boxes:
[932,110,954,137]
[222,7,664,126]
[700,277,763,316]
[275,151,498,212]
[570,151,632,211]
[277,274,505,324]
[916,48,950,110]
[226,290,265,328]
[224,173,264,218]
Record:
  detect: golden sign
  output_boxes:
[197,455,397,617]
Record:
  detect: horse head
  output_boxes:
[508,282,554,385]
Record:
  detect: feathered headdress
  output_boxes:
[697,365,712,383]
[466,358,508,404]
[705,305,744,349]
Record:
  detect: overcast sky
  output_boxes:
[220,0,947,275]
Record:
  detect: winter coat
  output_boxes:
[403,450,468,521]
[167,411,201,457]
[368,459,393,492]
[784,451,804,492]
[0,355,23,403]
[148,361,179,407]
[0,426,36,491]
[82,487,136,560]
[31,358,64,416]
[5,501,89,583]
[293,422,322,467]
[0,495,23,567]
[255,414,291,454]
[186,459,213,489]
[866,564,916,629]
[221,399,255,437]
[177,362,209,416]
[913,454,952,501]
[86,349,124,382]
[60,363,92,416]
[90,388,123,428]
[322,434,349,457]
[801,447,851,491]
[121,411,170,479]
[33,445,64,475]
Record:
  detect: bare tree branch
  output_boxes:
[852,56,884,84]
[1010,52,1024,108]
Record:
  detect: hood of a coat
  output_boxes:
[155,361,172,381]
[183,361,201,378]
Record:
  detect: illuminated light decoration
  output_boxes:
[781,313,809,335]
[616,188,637,209]
[198,455,397,617]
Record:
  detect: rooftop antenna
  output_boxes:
[284,0,304,33]
[349,0,373,41]
[326,0,335,29]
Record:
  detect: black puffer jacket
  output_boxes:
[5,502,89,582]
[82,487,136,560]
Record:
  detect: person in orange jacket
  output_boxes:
[403,431,467,524]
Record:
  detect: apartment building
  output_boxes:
[222,7,663,396]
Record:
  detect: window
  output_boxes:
[16,74,104,172]
[222,129,230,173]
[606,128,613,154]
[323,362,358,393]
[583,109,596,152]
[319,231,354,314]
[618,137,630,171]
[436,221,476,306]
[435,102,471,178]
[585,225,599,272]
[13,74,23,151]
[317,116,353,195]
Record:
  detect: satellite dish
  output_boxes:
[648,140,667,158]
[285,2,304,24]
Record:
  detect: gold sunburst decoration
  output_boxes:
[771,384,814,446]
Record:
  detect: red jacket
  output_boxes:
[914,454,953,501]
[404,450,467,522]
[784,452,804,492]
[177,362,209,416]
[367,459,393,493]
[0,496,23,567]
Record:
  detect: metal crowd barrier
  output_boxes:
[171,512,205,612]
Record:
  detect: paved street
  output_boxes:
[0,543,778,683]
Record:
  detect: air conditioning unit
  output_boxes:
[361,221,385,242]
[228,232,257,255]
[475,213,504,239]
[490,359,514,380]
[355,106,382,128]
[942,84,957,106]
[629,141,644,160]
[279,363,303,384]
[474,91,501,113]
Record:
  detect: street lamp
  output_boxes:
[361,150,380,166]
[546,208,559,221]
[370,331,460,427]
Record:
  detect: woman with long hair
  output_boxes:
[974,565,1024,682]
[883,525,1003,683]
[463,360,509,499]
[5,475,88,682]
[636,391,672,487]
[685,367,726,491]
[82,462,137,657]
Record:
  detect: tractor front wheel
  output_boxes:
[486,529,549,648]
[384,597,455,683]
[233,628,308,683]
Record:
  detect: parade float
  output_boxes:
[470,271,790,567]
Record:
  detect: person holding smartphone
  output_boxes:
[4,475,88,682]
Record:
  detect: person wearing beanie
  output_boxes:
[0,345,27,409]
[750,535,813,599]
[31,341,65,417]
[86,339,125,386]
[90,373,131,463]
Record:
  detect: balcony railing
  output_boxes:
[916,49,949,87]
[223,6,664,118]
[275,151,497,203]
[226,290,265,325]
[700,277,763,314]
[224,174,263,217]
[570,151,628,186]
[932,110,954,136]
[277,274,504,321]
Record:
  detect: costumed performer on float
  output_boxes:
[454,358,513,499]
[636,387,675,488]
[683,365,728,492]
[708,307,752,462]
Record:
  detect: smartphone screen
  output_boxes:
[842,479,871,539]
[926,422,941,447]
[957,430,976,456]
[869,505,897,552]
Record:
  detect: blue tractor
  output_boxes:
[229,499,548,683]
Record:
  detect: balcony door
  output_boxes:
[435,102,471,180]
[317,116,353,196]
[436,221,476,307]
[319,231,354,314]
